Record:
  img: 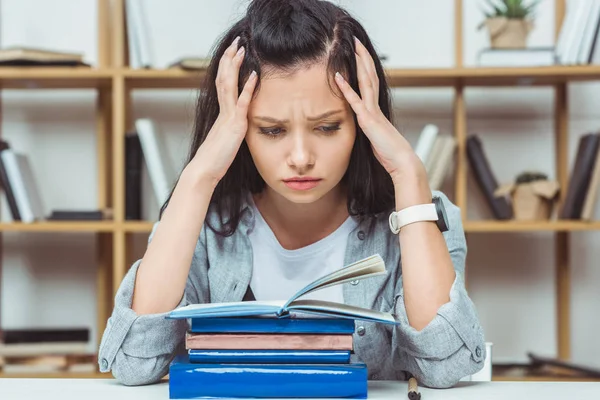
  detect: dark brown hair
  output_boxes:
[160,0,395,236]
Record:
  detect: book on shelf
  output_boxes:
[0,146,45,223]
[168,57,211,71]
[125,132,142,220]
[466,134,513,220]
[125,0,153,68]
[414,124,438,166]
[134,118,177,209]
[427,135,457,192]
[167,254,392,399]
[560,132,600,219]
[581,134,600,220]
[46,209,112,221]
[0,140,21,221]
[555,0,600,65]
[0,46,88,67]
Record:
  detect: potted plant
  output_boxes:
[478,0,540,49]
[495,170,560,221]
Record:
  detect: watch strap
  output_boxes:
[389,203,438,234]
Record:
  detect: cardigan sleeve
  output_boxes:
[97,221,210,386]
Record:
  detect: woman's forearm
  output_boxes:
[395,175,456,331]
[131,167,216,315]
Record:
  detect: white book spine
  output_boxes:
[125,0,141,69]
[128,0,153,68]
[414,124,438,165]
[563,0,591,64]
[135,118,174,207]
[578,0,600,64]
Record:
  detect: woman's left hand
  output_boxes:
[334,37,427,187]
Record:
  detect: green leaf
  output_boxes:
[481,0,540,19]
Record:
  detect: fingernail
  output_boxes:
[236,46,245,56]
[353,36,359,45]
[335,72,343,81]
[233,36,240,46]
[250,70,257,79]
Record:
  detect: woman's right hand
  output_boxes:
[188,36,258,187]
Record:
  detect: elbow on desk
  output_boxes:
[412,345,486,389]
[110,352,170,386]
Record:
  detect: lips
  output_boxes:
[282,177,322,191]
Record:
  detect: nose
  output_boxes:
[286,131,314,172]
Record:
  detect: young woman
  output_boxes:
[98,0,486,389]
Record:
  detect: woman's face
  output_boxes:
[246,62,356,204]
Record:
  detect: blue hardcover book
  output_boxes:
[168,254,399,326]
[190,316,356,334]
[188,349,352,364]
[169,354,368,399]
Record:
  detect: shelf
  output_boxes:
[2,65,600,90]
[124,65,600,89]
[124,68,205,89]
[464,220,600,232]
[122,221,155,232]
[459,65,600,86]
[0,371,107,379]
[0,67,113,89]
[0,221,116,232]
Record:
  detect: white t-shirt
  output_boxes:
[248,199,358,303]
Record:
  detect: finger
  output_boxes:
[355,51,375,111]
[235,70,259,121]
[354,37,379,108]
[334,72,373,129]
[216,36,241,113]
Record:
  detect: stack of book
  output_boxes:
[167,254,398,399]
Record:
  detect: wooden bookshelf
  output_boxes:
[3,65,600,90]
[0,221,116,232]
[0,0,594,381]
[0,371,108,379]
[464,221,600,233]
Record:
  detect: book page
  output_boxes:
[287,299,398,324]
[282,254,385,310]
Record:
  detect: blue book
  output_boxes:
[169,354,368,399]
[188,349,352,364]
[190,316,356,334]
[168,254,399,326]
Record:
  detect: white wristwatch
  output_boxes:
[388,196,449,234]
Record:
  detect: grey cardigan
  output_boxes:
[98,190,486,389]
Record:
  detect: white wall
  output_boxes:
[2,0,600,367]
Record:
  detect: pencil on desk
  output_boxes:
[408,376,421,400]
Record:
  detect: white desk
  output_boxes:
[0,379,599,399]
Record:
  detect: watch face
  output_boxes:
[433,196,449,232]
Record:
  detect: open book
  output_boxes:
[167,254,399,325]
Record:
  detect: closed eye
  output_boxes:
[259,127,284,137]
[318,123,341,134]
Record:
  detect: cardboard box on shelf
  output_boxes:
[495,180,560,221]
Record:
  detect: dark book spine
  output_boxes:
[560,133,600,219]
[2,328,89,344]
[0,140,21,221]
[125,132,142,220]
[466,134,513,220]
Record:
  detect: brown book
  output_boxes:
[185,333,353,350]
